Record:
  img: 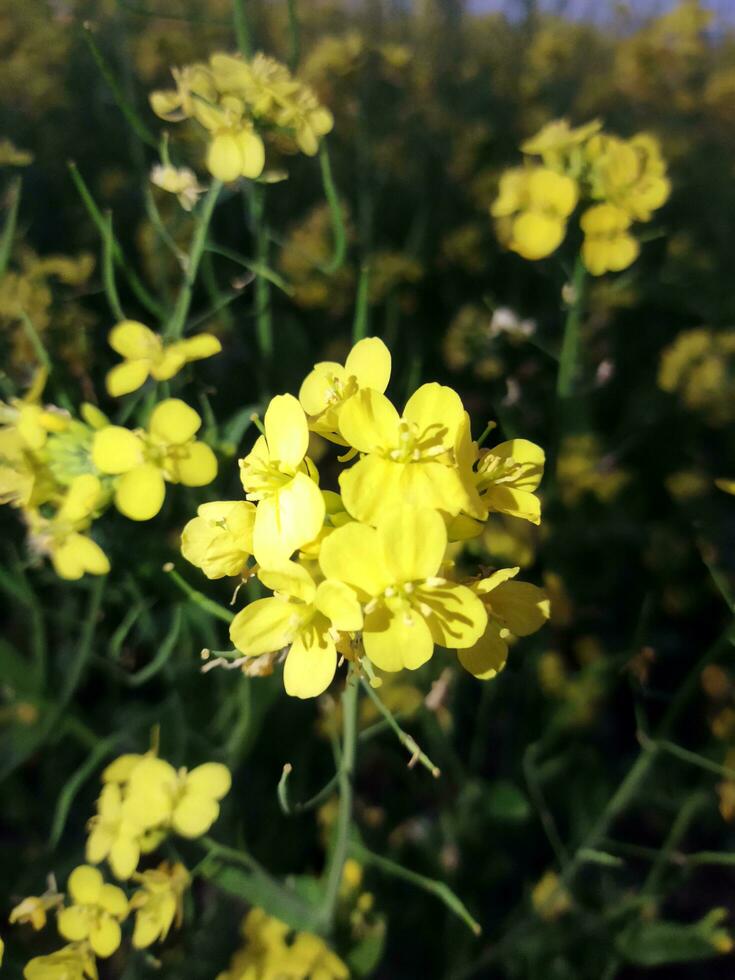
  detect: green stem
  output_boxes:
[556,255,586,400]
[0,176,21,279]
[319,142,347,275]
[319,669,359,933]
[164,565,234,623]
[359,676,440,778]
[19,311,51,371]
[232,0,254,58]
[278,763,340,816]
[352,263,371,343]
[287,0,301,70]
[164,180,222,339]
[350,841,481,936]
[102,211,125,320]
[250,186,273,365]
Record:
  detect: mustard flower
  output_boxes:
[23,943,97,980]
[230,560,363,698]
[337,383,482,525]
[86,781,147,880]
[319,504,487,672]
[9,891,64,931]
[491,166,578,261]
[129,861,189,949]
[580,203,639,276]
[299,336,392,444]
[150,164,205,212]
[521,118,602,172]
[196,99,266,183]
[474,438,545,524]
[91,399,217,520]
[56,865,128,958]
[586,132,670,221]
[181,500,256,579]
[457,567,550,680]
[239,394,325,566]
[0,369,68,452]
[105,319,221,397]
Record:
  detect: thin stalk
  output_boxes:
[319,142,347,274]
[352,263,371,343]
[206,242,293,294]
[164,180,222,339]
[102,212,125,320]
[287,0,301,70]
[556,255,586,399]
[359,676,440,777]
[319,670,359,933]
[164,565,234,623]
[249,185,274,372]
[232,0,254,58]
[0,176,21,279]
[277,763,340,816]
[19,311,51,371]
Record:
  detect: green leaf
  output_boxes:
[346,917,387,977]
[486,780,531,823]
[617,910,731,966]
[203,864,320,933]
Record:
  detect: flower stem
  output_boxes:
[319,668,359,933]
[556,254,587,400]
[360,676,441,777]
[250,184,274,378]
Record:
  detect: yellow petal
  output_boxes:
[378,504,446,583]
[259,561,317,603]
[109,837,141,880]
[230,597,305,656]
[489,439,545,490]
[512,211,566,260]
[172,793,219,838]
[338,455,405,525]
[174,441,218,487]
[108,320,158,359]
[298,362,345,416]
[114,464,166,521]
[415,582,488,648]
[252,472,325,566]
[89,915,122,957]
[344,337,392,392]
[237,128,265,179]
[58,474,102,522]
[106,360,151,397]
[149,399,201,444]
[363,606,434,671]
[489,581,550,636]
[185,762,232,800]
[457,623,509,679]
[207,132,243,182]
[133,910,162,949]
[86,826,114,865]
[484,486,541,524]
[181,333,222,361]
[264,394,309,470]
[52,534,110,580]
[68,864,104,904]
[475,567,520,594]
[102,755,143,783]
[402,382,465,449]
[339,388,400,454]
[99,884,128,918]
[318,521,389,598]
[149,347,187,381]
[92,426,144,474]
[314,580,363,631]
[283,629,337,699]
[57,905,90,942]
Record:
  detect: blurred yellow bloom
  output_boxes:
[474,438,544,524]
[9,891,63,931]
[0,369,68,452]
[0,138,33,166]
[105,320,221,397]
[492,166,578,260]
[23,943,98,980]
[239,394,325,566]
[716,478,735,496]
[320,504,487,673]
[230,560,363,698]
[586,132,670,221]
[658,328,735,426]
[129,861,189,949]
[57,866,128,959]
[86,781,147,881]
[150,164,205,211]
[556,434,628,505]
[181,500,256,579]
[299,336,392,444]
[92,399,217,520]
[27,474,109,580]
[531,870,572,921]
[521,118,601,172]
[580,203,639,275]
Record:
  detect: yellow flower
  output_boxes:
[586,132,670,221]
[580,203,639,276]
[657,328,735,426]
[129,861,189,949]
[337,383,481,525]
[92,399,217,521]
[105,320,221,397]
[474,438,544,524]
[319,504,487,673]
[149,62,217,122]
[239,394,325,566]
[716,478,735,496]
[299,336,392,444]
[57,866,128,958]
[457,567,550,680]
[181,500,256,579]
[0,369,68,452]
[492,166,578,260]
[86,781,147,880]
[531,870,572,921]
[230,560,363,698]
[201,107,266,183]
[521,117,602,171]
[9,891,64,931]
[150,164,205,211]
[0,138,33,166]
[27,474,109,580]
[23,943,98,980]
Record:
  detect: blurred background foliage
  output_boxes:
[2,0,735,977]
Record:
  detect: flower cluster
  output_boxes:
[492,118,670,274]
[9,748,227,978]
[658,328,735,427]
[183,337,549,698]
[216,907,349,980]
[150,51,334,183]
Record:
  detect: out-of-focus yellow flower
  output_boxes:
[482,514,537,569]
[299,336,392,444]
[181,500,256,579]
[474,438,544,524]
[86,781,147,881]
[586,132,670,221]
[27,474,109,580]
[56,866,128,958]
[521,117,601,172]
[457,567,549,680]
[580,203,639,275]
[9,890,63,931]
[492,166,578,260]
[320,504,487,673]
[92,399,217,520]
[129,861,189,949]
[716,478,735,496]
[0,138,33,166]
[230,560,363,698]
[239,394,325,566]
[105,320,221,397]
[531,870,572,921]
[150,164,205,211]
[658,328,735,426]
[0,369,68,452]
[556,434,628,506]
[23,942,98,980]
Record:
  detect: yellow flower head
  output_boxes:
[27,473,109,580]
[105,320,221,397]
[319,504,487,673]
[181,500,256,579]
[150,164,205,212]
[129,861,189,949]
[86,780,147,881]
[337,382,482,525]
[23,943,98,980]
[56,866,128,959]
[0,369,68,452]
[474,438,545,524]
[492,166,578,261]
[586,132,670,221]
[580,203,639,276]
[521,117,602,172]
[9,890,64,931]
[230,560,363,698]
[299,336,392,444]
[239,394,325,566]
[92,399,217,521]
